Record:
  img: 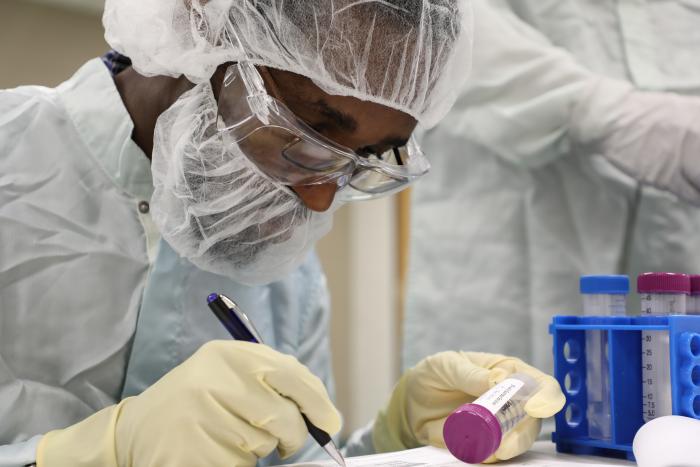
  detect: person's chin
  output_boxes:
[205,229,293,268]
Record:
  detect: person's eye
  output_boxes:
[356,147,379,158]
[357,145,396,159]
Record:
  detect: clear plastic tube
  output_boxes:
[688,295,700,315]
[641,293,686,422]
[443,373,539,463]
[583,293,626,440]
[482,373,539,434]
[582,294,627,316]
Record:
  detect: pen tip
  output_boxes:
[207,293,219,304]
[325,442,346,467]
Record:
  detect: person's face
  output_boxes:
[212,65,418,212]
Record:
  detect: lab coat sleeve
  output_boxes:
[0,435,41,467]
[342,421,377,458]
[447,0,602,168]
[569,75,700,205]
[452,0,700,204]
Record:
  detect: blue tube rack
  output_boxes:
[550,315,700,461]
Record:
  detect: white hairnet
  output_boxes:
[103,0,473,128]
[150,80,339,285]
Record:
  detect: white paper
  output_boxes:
[283,446,465,467]
[280,442,634,467]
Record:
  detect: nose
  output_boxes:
[291,182,338,212]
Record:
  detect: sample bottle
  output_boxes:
[443,373,539,464]
[580,275,629,440]
[689,276,700,315]
[638,272,690,422]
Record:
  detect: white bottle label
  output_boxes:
[473,378,526,415]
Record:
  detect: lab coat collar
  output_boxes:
[58,58,154,202]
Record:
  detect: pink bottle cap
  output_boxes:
[637,272,690,294]
[691,275,700,296]
[443,403,502,464]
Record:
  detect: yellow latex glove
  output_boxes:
[37,341,341,467]
[373,352,565,463]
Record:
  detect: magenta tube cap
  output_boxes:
[637,272,690,294]
[691,275,700,295]
[443,403,502,464]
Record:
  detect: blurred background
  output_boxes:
[0,0,406,438]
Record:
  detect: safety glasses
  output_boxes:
[216,61,430,201]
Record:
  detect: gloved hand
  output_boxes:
[372,352,565,463]
[571,77,700,206]
[37,341,341,467]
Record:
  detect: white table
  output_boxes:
[516,441,634,466]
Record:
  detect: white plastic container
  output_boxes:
[580,275,629,440]
[633,416,700,467]
[638,272,690,422]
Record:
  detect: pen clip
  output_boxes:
[219,294,265,344]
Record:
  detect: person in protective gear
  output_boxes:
[0,1,564,466]
[405,0,700,374]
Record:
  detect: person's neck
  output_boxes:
[114,68,194,158]
[114,66,229,159]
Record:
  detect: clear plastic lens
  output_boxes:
[375,147,404,166]
[216,62,429,197]
[356,138,430,179]
[282,138,352,172]
[349,169,406,194]
[233,126,345,186]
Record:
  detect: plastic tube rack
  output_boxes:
[550,315,700,461]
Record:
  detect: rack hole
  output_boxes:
[565,404,582,428]
[692,366,700,387]
[564,371,581,395]
[694,396,700,417]
[691,335,700,357]
[563,339,581,364]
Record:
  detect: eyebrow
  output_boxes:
[262,67,359,133]
[309,99,358,133]
[300,98,410,152]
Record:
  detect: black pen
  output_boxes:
[207,293,346,467]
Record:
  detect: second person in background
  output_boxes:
[406,0,700,372]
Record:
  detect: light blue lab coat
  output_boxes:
[0,58,370,467]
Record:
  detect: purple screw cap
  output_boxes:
[691,276,700,296]
[443,403,502,464]
[637,272,691,294]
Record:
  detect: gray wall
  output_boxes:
[0,1,107,88]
